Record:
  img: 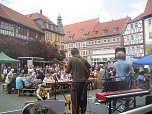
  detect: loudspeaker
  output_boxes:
[145,96,152,105]
[115,47,126,60]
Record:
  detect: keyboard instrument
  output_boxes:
[96,88,150,114]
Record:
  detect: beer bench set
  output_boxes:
[2,78,97,97]
[2,83,52,96]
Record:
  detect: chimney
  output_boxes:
[40,10,42,15]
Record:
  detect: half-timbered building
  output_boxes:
[123,14,144,58]
[0,3,44,41]
[123,0,152,57]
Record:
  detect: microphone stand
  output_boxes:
[52,72,69,103]
[52,73,58,100]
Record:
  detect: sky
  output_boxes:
[0,0,147,25]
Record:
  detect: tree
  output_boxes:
[0,34,66,61]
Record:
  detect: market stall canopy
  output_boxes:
[0,52,20,63]
[133,54,152,65]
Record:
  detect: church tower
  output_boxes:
[57,13,64,34]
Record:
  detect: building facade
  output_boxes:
[88,17,130,65]
[143,0,152,55]
[0,3,44,41]
[123,0,152,58]
[64,17,130,65]
[123,14,144,58]
[27,11,64,50]
[64,18,98,63]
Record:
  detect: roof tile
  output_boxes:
[0,3,42,32]
[64,19,98,42]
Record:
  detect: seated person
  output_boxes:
[25,72,34,88]
[43,73,53,83]
[16,73,24,96]
[5,69,14,84]
[7,73,17,94]
[36,84,47,100]
[24,73,34,95]
[16,73,24,89]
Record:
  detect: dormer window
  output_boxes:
[83,31,89,38]
[93,31,98,35]
[50,23,53,30]
[67,31,74,40]
[83,34,87,38]
[45,22,49,29]
[103,28,108,34]
[113,27,119,32]
[80,28,84,32]
[69,36,73,40]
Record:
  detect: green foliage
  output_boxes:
[0,34,66,61]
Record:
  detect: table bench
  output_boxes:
[17,88,36,96]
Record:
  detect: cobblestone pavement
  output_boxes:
[0,82,149,114]
[0,82,103,113]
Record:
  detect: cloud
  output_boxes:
[0,0,147,25]
[129,0,147,19]
[0,0,104,25]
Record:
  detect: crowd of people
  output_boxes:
[1,56,152,95]
[1,48,152,114]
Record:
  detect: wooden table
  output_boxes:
[45,80,72,94]
[45,78,97,95]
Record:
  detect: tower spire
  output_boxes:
[57,13,64,34]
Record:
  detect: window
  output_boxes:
[134,34,137,40]
[69,43,74,48]
[135,22,138,28]
[83,51,85,56]
[50,33,52,41]
[148,19,152,25]
[88,50,91,55]
[97,39,100,43]
[94,40,97,44]
[61,36,64,42]
[112,38,116,42]
[82,42,86,47]
[45,22,49,29]
[131,35,134,40]
[107,39,110,42]
[103,58,107,61]
[117,38,119,41]
[130,24,133,29]
[54,35,57,41]
[149,32,152,39]
[79,42,81,47]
